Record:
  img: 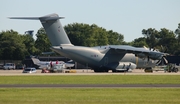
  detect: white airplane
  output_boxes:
[9,13,167,72]
[31,57,74,69]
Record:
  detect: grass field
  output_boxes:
[0,75,180,104]
[0,88,180,104]
[0,75,180,84]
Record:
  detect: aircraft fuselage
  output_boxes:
[51,45,157,72]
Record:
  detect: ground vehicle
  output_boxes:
[41,68,50,73]
[41,64,65,73]
[164,64,179,73]
[22,67,36,73]
[52,64,64,72]
[3,63,16,70]
[144,67,153,73]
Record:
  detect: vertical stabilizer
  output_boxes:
[31,58,40,65]
[9,13,72,46]
[39,14,72,46]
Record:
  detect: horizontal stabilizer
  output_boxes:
[9,13,64,21]
[9,17,64,21]
[41,17,64,21]
[9,17,40,20]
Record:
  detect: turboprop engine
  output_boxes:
[114,62,136,72]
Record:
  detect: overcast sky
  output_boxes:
[0,0,180,42]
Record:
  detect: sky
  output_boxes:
[0,0,180,42]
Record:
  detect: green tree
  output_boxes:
[64,23,124,46]
[0,30,26,60]
[107,30,124,45]
[142,28,159,49]
[35,28,51,55]
[65,23,86,46]
[157,28,177,54]
[175,23,180,45]
[92,27,108,46]
[21,34,37,55]
[131,37,148,47]
[142,28,178,55]
[174,23,180,55]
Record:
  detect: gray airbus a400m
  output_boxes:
[9,13,167,72]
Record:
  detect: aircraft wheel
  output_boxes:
[175,68,178,73]
[94,69,100,72]
[105,70,109,72]
[94,69,108,72]
[112,70,117,73]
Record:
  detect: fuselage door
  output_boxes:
[104,57,108,66]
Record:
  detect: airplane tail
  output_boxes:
[31,57,41,66]
[9,13,72,46]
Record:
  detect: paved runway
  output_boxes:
[0,69,180,76]
[0,84,180,88]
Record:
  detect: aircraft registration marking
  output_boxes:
[58,26,60,32]
[91,55,98,57]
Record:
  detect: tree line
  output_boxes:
[0,23,180,60]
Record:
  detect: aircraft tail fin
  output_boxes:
[9,13,72,46]
[31,58,40,66]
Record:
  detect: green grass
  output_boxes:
[0,75,180,104]
[0,88,180,104]
[0,75,180,84]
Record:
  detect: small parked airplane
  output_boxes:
[9,13,167,72]
[31,57,74,69]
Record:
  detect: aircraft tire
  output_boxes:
[94,69,100,72]
[112,70,116,72]
[103,69,109,72]
[175,68,178,73]
[94,69,108,72]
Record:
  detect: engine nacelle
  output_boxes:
[148,54,162,60]
[135,53,146,59]
[136,52,163,60]
[115,62,137,72]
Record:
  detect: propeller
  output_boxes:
[156,46,168,65]
[141,46,168,65]
[156,56,168,65]
[155,45,168,65]
[145,46,168,65]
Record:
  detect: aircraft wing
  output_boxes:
[107,45,165,60]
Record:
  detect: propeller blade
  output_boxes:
[156,59,161,65]
[163,57,168,64]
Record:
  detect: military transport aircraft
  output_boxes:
[9,13,167,72]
